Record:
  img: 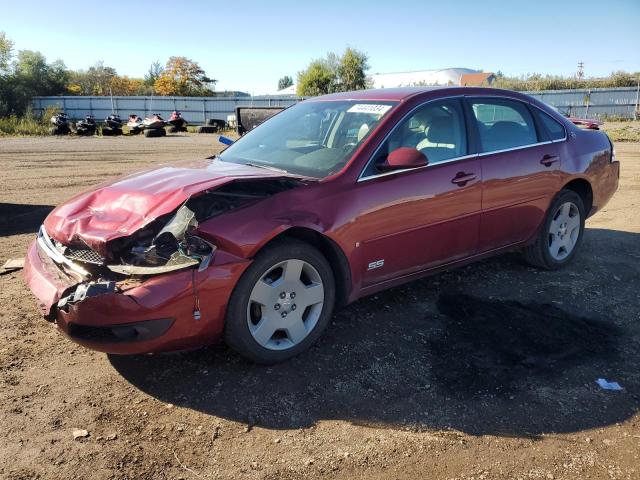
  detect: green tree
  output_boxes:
[296,58,337,96]
[278,75,293,91]
[337,47,369,91]
[144,60,164,87]
[69,62,118,95]
[6,50,68,115]
[297,48,370,96]
[0,31,13,71]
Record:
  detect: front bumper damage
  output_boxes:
[24,176,305,353]
[24,224,249,354]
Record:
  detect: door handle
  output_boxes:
[451,172,477,186]
[540,154,559,167]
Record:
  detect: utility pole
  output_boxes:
[577,62,584,79]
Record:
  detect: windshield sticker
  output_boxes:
[347,104,392,115]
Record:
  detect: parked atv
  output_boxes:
[143,113,167,137]
[167,111,188,133]
[49,112,71,135]
[102,114,124,136]
[76,115,97,136]
[127,114,144,135]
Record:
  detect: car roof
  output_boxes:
[307,87,535,103]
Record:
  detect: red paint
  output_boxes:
[382,147,428,170]
[567,116,603,130]
[24,87,620,354]
[43,159,297,256]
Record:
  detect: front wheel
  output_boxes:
[225,240,335,364]
[523,189,585,269]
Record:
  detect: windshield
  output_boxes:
[219,100,397,178]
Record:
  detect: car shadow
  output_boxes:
[0,203,55,236]
[109,227,640,437]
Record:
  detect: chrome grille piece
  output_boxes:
[64,246,105,265]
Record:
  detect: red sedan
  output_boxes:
[24,87,620,363]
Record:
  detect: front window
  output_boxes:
[219,100,397,178]
[361,98,468,177]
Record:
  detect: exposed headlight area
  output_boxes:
[37,225,91,278]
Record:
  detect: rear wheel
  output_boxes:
[167,125,178,133]
[102,127,113,136]
[144,128,165,138]
[523,189,585,269]
[197,125,217,134]
[225,239,335,364]
[49,126,59,136]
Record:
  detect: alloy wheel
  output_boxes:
[247,259,325,350]
[548,201,581,261]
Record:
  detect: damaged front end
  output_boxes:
[34,177,303,322]
[37,203,214,315]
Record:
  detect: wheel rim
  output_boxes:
[247,259,325,351]
[548,201,581,261]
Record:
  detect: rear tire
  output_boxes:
[225,239,336,364]
[197,125,217,134]
[49,126,59,136]
[523,189,585,270]
[167,125,178,133]
[144,128,165,138]
[102,127,113,136]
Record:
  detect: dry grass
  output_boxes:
[602,120,640,142]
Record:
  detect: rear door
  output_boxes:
[353,98,482,287]
[465,97,564,252]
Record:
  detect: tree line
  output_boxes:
[0,32,216,116]
[1,30,638,117]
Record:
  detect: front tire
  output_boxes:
[523,189,585,269]
[225,239,335,364]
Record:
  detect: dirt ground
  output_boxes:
[0,134,638,480]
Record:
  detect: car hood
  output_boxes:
[44,158,297,255]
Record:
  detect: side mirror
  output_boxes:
[379,147,428,171]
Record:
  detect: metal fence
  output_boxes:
[525,87,639,119]
[33,86,640,122]
[31,95,303,125]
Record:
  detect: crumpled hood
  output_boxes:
[44,158,290,255]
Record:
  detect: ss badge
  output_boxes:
[367,259,385,271]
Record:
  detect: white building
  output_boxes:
[268,67,482,96]
[371,68,479,88]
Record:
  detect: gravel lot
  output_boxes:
[1,134,639,480]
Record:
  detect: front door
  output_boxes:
[352,98,482,287]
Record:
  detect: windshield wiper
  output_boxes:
[244,162,289,174]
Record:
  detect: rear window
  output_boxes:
[470,99,538,152]
[537,110,566,141]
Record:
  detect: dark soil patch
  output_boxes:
[431,293,622,397]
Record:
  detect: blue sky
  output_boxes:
[2,0,639,93]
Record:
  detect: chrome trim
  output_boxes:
[528,103,568,143]
[475,140,554,157]
[357,95,467,182]
[358,95,567,182]
[466,95,568,144]
[37,226,90,277]
[357,153,479,182]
